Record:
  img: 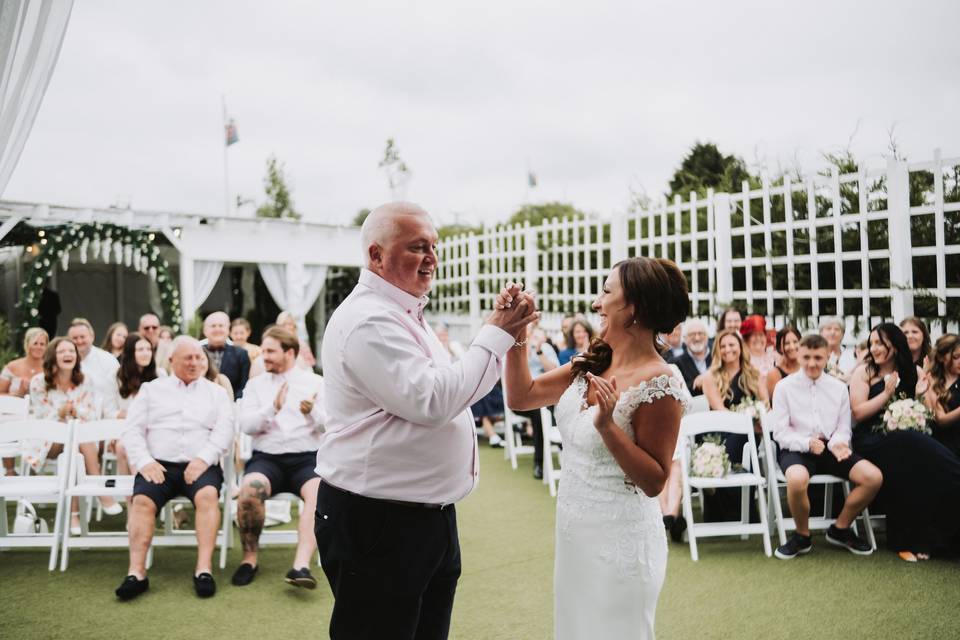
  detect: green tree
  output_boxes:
[352,208,371,226]
[256,155,301,220]
[508,201,585,226]
[667,141,755,199]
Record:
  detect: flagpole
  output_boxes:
[222,94,230,217]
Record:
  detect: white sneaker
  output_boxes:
[489,434,504,448]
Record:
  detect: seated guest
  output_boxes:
[249,312,316,377]
[200,351,235,401]
[850,323,960,561]
[230,317,262,363]
[661,323,685,360]
[924,334,960,457]
[558,318,595,365]
[232,327,326,589]
[770,334,881,559]
[68,317,120,410]
[472,381,505,448]
[101,322,128,360]
[765,326,801,399]
[139,313,168,372]
[670,319,711,396]
[1,327,48,475]
[702,329,768,521]
[740,315,776,378]
[819,317,857,382]
[105,333,166,480]
[434,322,465,360]
[854,339,869,365]
[900,316,932,370]
[30,338,121,528]
[116,336,234,600]
[514,326,559,480]
[203,311,250,398]
[716,307,743,334]
[158,325,175,343]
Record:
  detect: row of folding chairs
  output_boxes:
[679,406,877,561]
[0,414,236,571]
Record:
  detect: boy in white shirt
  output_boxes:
[770,334,882,559]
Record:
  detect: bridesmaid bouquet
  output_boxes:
[732,399,766,422]
[690,435,731,478]
[879,395,932,435]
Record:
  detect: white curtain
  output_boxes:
[258,262,328,339]
[0,0,74,196]
[191,260,223,316]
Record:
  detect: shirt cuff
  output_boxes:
[472,325,516,358]
[827,434,848,450]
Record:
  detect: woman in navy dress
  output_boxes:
[849,323,960,561]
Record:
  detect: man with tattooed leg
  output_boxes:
[233,326,326,588]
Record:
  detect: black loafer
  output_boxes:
[284,567,317,589]
[231,563,258,586]
[193,572,217,598]
[670,515,687,543]
[115,575,149,601]
[533,464,543,480]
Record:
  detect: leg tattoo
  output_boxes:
[238,480,268,553]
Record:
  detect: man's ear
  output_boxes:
[367,243,383,267]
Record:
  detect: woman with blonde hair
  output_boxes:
[702,329,768,521]
[924,333,960,457]
[1,327,49,474]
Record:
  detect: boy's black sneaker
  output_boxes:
[826,524,873,555]
[115,575,149,601]
[774,533,812,560]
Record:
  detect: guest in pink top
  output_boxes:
[314,202,536,640]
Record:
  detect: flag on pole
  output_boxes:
[527,170,537,188]
[225,118,239,146]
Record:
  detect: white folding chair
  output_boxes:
[679,411,772,561]
[760,416,876,550]
[0,396,29,470]
[0,418,73,570]
[540,407,562,497]
[502,404,535,470]
[60,418,134,570]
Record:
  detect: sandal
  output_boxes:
[897,551,917,562]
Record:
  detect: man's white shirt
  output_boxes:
[81,346,120,415]
[121,375,234,470]
[239,366,326,454]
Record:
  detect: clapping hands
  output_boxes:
[588,372,619,432]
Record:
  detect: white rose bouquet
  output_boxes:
[878,395,932,435]
[690,434,731,478]
[732,398,766,422]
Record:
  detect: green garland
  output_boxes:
[16,222,182,333]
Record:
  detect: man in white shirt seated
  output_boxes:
[231,326,325,589]
[115,336,234,600]
[770,334,882,560]
[68,317,120,410]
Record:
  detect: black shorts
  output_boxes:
[779,448,864,480]
[244,450,319,497]
[133,461,223,510]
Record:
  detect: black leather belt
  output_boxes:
[321,480,449,510]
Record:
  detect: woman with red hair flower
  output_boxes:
[740,315,777,378]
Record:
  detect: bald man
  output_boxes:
[203,311,250,398]
[116,336,234,600]
[315,202,537,639]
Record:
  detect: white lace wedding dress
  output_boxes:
[553,372,690,640]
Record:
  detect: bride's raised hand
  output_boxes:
[494,281,525,310]
[587,372,619,432]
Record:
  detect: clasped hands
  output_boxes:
[809,437,852,461]
[488,281,540,338]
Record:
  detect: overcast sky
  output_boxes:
[5,1,959,226]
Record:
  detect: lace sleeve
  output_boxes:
[612,373,691,430]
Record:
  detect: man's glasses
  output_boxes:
[142,325,159,331]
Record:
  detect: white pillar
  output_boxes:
[886,158,914,319]
[179,254,194,333]
[713,193,734,308]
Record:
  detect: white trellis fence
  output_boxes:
[431,151,960,342]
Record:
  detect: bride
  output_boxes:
[500,256,691,639]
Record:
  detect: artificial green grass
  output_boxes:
[2,446,959,639]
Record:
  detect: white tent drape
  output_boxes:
[191,260,223,316]
[0,0,74,196]
[257,262,328,340]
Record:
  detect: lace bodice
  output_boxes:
[553,371,690,578]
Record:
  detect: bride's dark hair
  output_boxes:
[570,257,689,379]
